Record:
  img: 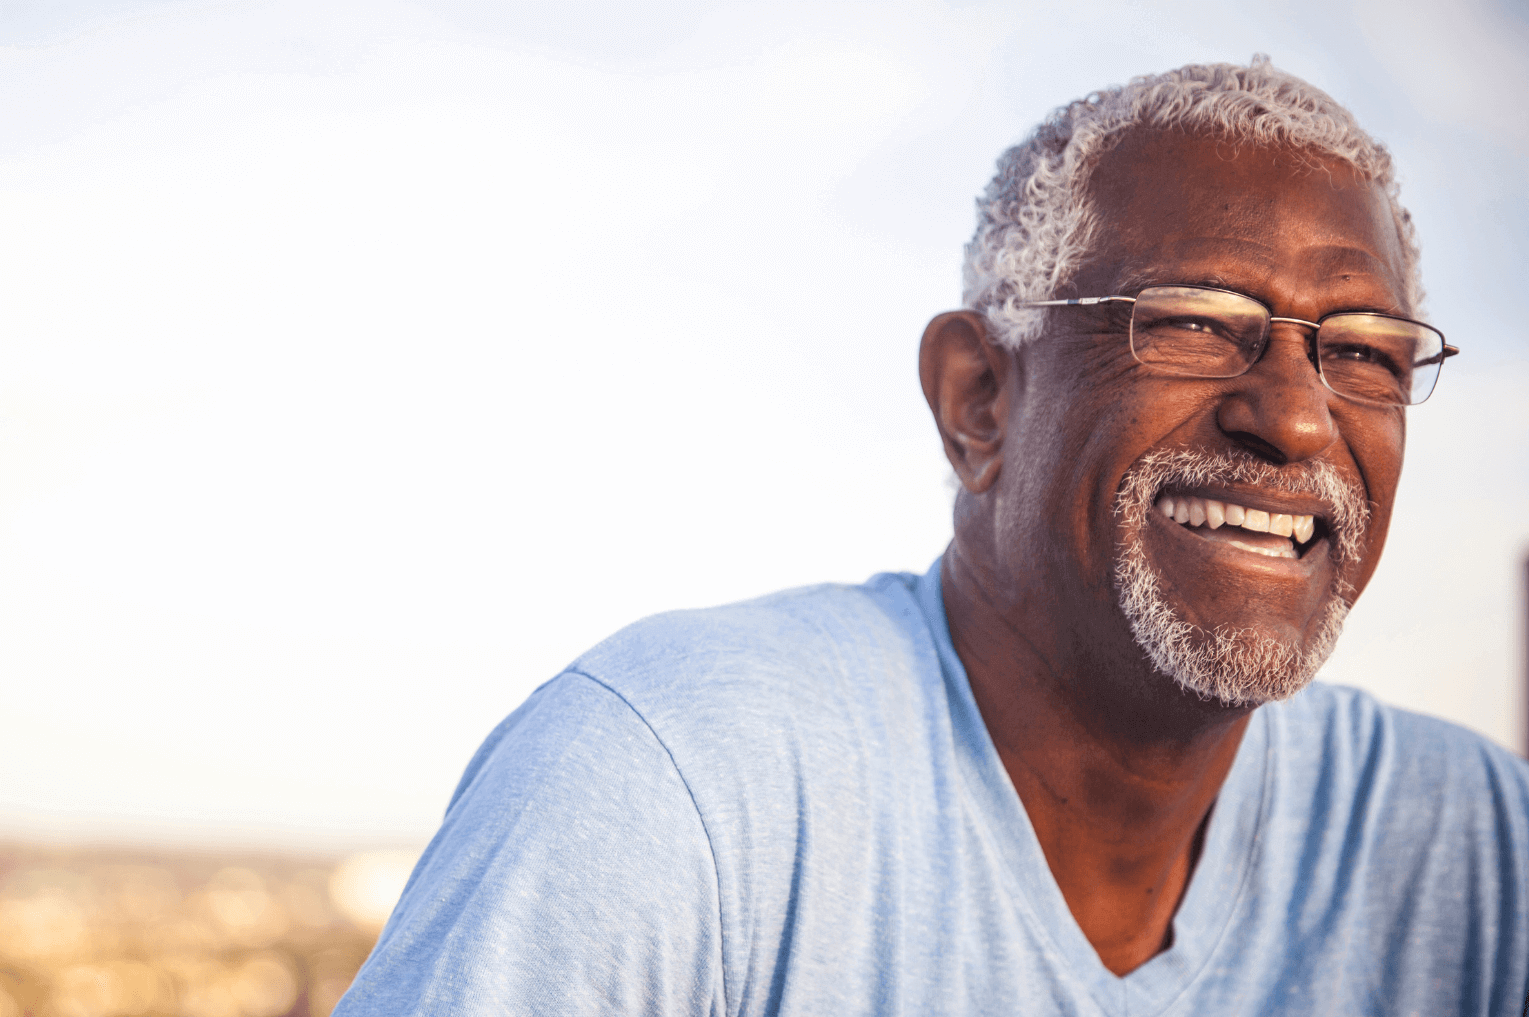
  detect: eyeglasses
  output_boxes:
[1020,284,1458,407]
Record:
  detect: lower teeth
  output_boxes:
[1223,538,1298,559]
[1180,522,1301,559]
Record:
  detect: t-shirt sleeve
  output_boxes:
[333,672,725,1016]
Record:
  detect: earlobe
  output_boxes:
[918,310,1012,495]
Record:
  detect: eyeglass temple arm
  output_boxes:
[1415,345,1461,368]
[1016,296,1137,308]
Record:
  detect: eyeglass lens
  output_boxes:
[1127,285,1446,406]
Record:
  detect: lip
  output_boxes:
[1154,483,1333,524]
[1147,507,1330,577]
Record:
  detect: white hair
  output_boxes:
[963,56,1423,349]
[1111,447,1370,706]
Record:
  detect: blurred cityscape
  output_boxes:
[0,841,419,1017]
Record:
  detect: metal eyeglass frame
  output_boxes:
[1018,287,1460,407]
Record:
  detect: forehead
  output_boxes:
[1076,130,1408,314]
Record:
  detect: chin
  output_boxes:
[1114,531,1351,707]
[1108,447,1366,708]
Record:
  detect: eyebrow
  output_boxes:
[1109,268,1233,294]
[1108,262,1406,316]
[1305,244,1397,279]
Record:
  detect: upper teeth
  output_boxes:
[1157,495,1316,544]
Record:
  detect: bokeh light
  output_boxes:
[0,843,416,1017]
[326,851,418,930]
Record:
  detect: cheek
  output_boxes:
[1337,408,1406,590]
[1040,378,1173,578]
[1039,344,1150,458]
[1067,374,1203,489]
[1014,340,1198,582]
[1344,408,1405,511]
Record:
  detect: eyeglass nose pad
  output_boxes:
[1303,331,1323,375]
[1262,319,1323,380]
[1217,330,1341,465]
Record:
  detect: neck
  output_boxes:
[940,547,1253,976]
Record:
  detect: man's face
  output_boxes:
[996,130,1408,705]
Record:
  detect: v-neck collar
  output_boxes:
[914,558,1273,1015]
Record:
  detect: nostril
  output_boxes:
[1222,430,1288,466]
[1214,363,1339,465]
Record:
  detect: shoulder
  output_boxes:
[446,569,945,846]
[447,666,689,812]
[365,572,945,1014]
[1276,681,1527,778]
[1268,681,1529,840]
[342,672,724,1016]
[562,571,933,733]
[571,572,925,678]
[1246,685,1529,1008]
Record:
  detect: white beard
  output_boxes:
[1111,448,1369,707]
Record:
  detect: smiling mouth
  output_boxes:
[1154,492,1327,560]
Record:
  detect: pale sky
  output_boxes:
[2,0,1526,850]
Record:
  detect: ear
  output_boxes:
[918,310,1013,494]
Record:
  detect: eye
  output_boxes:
[1137,314,1259,349]
[1145,315,1232,337]
[1167,318,1215,333]
[1324,341,1403,376]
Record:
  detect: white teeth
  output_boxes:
[1293,514,1315,543]
[1205,499,1225,529]
[1160,493,1321,549]
[1226,539,1299,559]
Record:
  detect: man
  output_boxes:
[337,58,1528,1014]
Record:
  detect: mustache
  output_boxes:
[1114,447,1371,567]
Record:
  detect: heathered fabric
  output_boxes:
[336,562,1529,1016]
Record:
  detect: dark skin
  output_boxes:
[919,130,1409,975]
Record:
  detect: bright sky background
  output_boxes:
[2,0,1526,850]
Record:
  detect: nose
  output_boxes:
[1214,325,1339,465]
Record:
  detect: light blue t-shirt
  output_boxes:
[337,563,1529,1015]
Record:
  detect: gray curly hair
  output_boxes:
[963,56,1423,349]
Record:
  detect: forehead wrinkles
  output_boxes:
[1112,235,1392,281]
[1077,136,1406,301]
[1303,244,1409,309]
[1090,237,1281,300]
[1108,245,1404,316]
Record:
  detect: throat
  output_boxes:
[989,718,1247,976]
[1031,787,1209,977]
